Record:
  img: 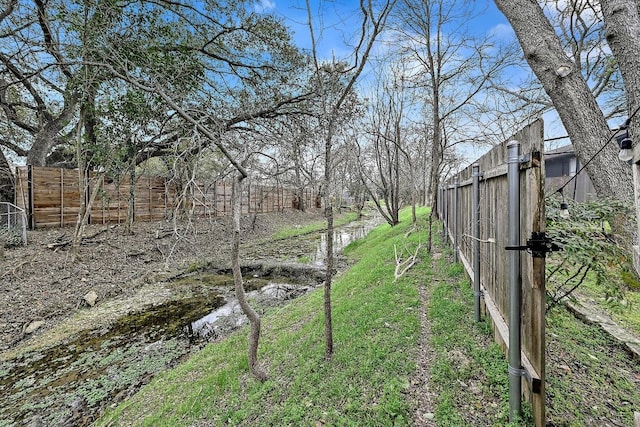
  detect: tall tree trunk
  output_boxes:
[600,1,640,263]
[232,174,267,381]
[125,161,135,235]
[428,99,442,209]
[293,141,306,212]
[323,131,334,359]
[0,149,14,203]
[494,0,633,202]
[324,202,334,358]
[71,116,86,261]
[601,2,640,142]
[392,123,401,225]
[411,195,417,224]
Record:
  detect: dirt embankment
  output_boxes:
[0,211,325,351]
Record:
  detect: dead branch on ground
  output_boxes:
[47,228,110,250]
[394,242,422,282]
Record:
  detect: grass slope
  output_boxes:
[97,208,426,426]
[97,206,640,427]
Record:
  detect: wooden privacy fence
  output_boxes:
[14,166,318,229]
[437,120,547,426]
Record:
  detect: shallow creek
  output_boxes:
[0,217,380,427]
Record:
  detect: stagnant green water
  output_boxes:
[0,288,225,427]
[0,217,380,427]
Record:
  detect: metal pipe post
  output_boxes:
[507,140,522,421]
[453,177,459,262]
[442,186,447,243]
[472,164,481,322]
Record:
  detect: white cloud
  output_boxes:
[488,23,515,40]
[255,0,276,13]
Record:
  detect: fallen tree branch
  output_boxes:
[394,242,422,282]
[47,228,110,250]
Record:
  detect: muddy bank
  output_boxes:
[0,211,325,350]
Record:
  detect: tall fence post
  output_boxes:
[507,140,522,421]
[442,185,447,243]
[453,177,459,262]
[472,164,481,322]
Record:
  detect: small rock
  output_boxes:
[559,364,572,374]
[23,320,45,334]
[84,290,98,307]
[424,413,435,420]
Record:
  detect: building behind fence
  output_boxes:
[437,120,546,426]
[14,166,318,229]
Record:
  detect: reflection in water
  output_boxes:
[188,283,312,339]
[313,218,379,267]
[189,217,381,338]
[188,301,241,338]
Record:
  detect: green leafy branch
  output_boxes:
[545,195,634,309]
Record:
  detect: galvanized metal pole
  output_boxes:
[442,186,447,243]
[472,164,481,322]
[453,177,459,262]
[507,140,522,421]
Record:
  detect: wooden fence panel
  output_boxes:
[15,166,318,228]
[16,167,84,228]
[92,176,128,224]
[438,119,546,426]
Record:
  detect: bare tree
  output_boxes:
[353,64,414,226]
[264,114,323,212]
[392,0,505,217]
[304,0,396,358]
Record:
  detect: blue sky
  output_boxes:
[261,0,511,55]
[255,0,570,157]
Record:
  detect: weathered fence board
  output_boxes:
[15,166,317,229]
[438,120,546,426]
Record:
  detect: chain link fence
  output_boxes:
[0,202,27,246]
